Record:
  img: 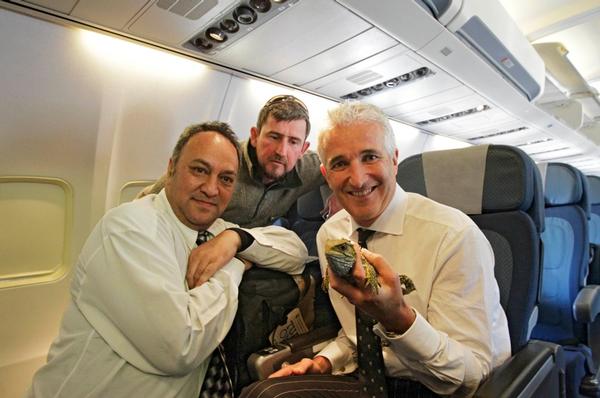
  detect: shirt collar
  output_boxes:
[349,183,408,237]
[156,189,225,250]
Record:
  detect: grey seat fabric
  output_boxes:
[397,144,563,398]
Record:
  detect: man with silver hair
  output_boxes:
[241,102,510,398]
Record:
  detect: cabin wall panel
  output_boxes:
[0,7,455,397]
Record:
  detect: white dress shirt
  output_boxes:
[316,184,510,397]
[27,189,307,398]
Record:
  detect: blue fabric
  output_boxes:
[563,346,593,398]
[590,214,600,245]
[533,204,589,343]
[534,215,578,342]
[544,164,583,207]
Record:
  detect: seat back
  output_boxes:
[587,175,600,285]
[587,176,600,245]
[397,144,544,353]
[532,163,590,345]
[290,184,331,257]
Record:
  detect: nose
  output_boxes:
[274,138,289,156]
[347,161,367,188]
[201,173,219,197]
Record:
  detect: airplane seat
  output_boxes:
[533,163,600,397]
[289,184,340,330]
[586,175,600,285]
[289,184,332,257]
[396,144,564,398]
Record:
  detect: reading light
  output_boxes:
[233,5,258,24]
[220,19,239,33]
[250,0,271,13]
[194,37,213,50]
[384,78,400,88]
[205,27,227,42]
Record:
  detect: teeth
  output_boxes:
[350,188,373,196]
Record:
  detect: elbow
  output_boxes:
[143,336,210,376]
[146,349,201,376]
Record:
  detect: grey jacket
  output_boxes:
[222,140,324,228]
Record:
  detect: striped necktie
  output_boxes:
[197,230,234,398]
[356,228,388,398]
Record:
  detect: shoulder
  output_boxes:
[101,195,163,236]
[295,150,324,185]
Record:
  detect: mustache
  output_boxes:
[269,154,287,164]
[191,194,218,204]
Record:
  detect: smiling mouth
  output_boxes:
[192,197,217,206]
[347,186,376,197]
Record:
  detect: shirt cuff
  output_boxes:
[316,340,356,375]
[374,310,441,361]
[226,227,254,252]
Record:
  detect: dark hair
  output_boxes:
[256,95,311,138]
[170,121,241,170]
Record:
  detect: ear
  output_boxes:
[250,127,259,147]
[301,140,310,155]
[392,149,399,176]
[167,158,175,177]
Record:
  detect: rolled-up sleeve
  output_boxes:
[237,225,308,275]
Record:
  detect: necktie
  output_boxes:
[197,230,234,398]
[356,228,388,398]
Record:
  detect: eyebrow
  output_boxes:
[327,149,380,167]
[190,159,238,177]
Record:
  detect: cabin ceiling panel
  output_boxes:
[468,125,545,146]
[71,0,150,30]
[388,89,483,125]
[126,0,236,44]
[212,0,369,76]
[270,27,397,86]
[301,45,418,97]
[21,0,75,14]
[422,107,516,137]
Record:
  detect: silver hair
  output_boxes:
[317,101,396,163]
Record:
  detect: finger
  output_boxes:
[328,267,364,304]
[186,250,201,287]
[361,248,395,279]
[269,366,294,378]
[351,242,366,280]
[194,262,215,287]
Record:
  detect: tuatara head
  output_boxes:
[324,238,358,280]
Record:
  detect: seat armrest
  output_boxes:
[247,325,338,381]
[475,340,564,398]
[573,285,600,323]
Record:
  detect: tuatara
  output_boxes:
[323,238,416,296]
